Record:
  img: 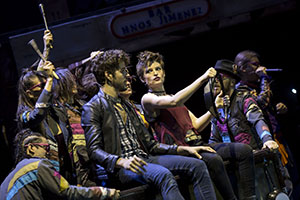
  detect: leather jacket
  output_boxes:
[81,89,178,174]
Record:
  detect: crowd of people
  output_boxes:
[0,30,297,200]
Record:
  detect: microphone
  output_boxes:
[223,95,230,123]
[266,69,283,72]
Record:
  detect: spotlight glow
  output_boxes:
[291,89,297,94]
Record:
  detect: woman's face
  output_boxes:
[26,76,45,102]
[143,61,165,90]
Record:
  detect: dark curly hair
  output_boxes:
[14,128,44,166]
[136,50,164,82]
[80,73,100,100]
[89,49,130,85]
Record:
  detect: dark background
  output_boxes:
[1,0,299,197]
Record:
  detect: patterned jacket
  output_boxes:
[0,158,110,200]
[209,86,273,149]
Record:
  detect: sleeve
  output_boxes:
[256,76,271,109]
[37,159,110,200]
[81,101,119,173]
[242,95,273,143]
[20,89,52,127]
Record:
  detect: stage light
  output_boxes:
[291,89,297,94]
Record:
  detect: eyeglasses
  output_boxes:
[25,143,50,152]
[28,81,46,91]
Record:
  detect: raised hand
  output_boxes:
[202,67,217,81]
[43,30,53,49]
[40,61,55,77]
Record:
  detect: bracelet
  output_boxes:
[35,102,50,108]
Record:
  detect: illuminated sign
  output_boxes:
[110,0,210,39]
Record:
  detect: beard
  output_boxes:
[118,85,127,92]
[115,80,128,92]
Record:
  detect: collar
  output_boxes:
[148,89,166,96]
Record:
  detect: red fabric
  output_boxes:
[153,106,197,146]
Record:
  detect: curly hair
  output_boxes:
[14,128,44,165]
[89,49,130,85]
[80,73,100,100]
[136,50,164,82]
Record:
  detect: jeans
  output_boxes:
[201,151,237,200]
[210,142,255,199]
[117,155,216,200]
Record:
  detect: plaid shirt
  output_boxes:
[106,94,148,159]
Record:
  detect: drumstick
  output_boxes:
[28,39,59,79]
[39,3,53,49]
[39,4,49,30]
[68,50,104,70]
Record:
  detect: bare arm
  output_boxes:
[38,30,53,70]
[188,111,212,132]
[142,67,216,114]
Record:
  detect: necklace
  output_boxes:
[148,90,167,96]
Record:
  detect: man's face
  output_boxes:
[241,57,260,83]
[214,73,233,96]
[111,61,128,92]
[119,71,133,100]
[26,137,50,159]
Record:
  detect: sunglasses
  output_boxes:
[248,62,261,67]
[25,143,50,152]
[28,81,46,91]
[216,73,231,81]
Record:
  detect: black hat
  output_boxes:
[214,59,239,80]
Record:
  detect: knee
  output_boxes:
[191,159,209,176]
[156,167,175,181]
[157,168,178,188]
[237,143,254,160]
[206,154,224,170]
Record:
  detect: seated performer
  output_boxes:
[0,128,119,200]
[136,50,255,200]
[206,59,280,199]
[81,49,217,200]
